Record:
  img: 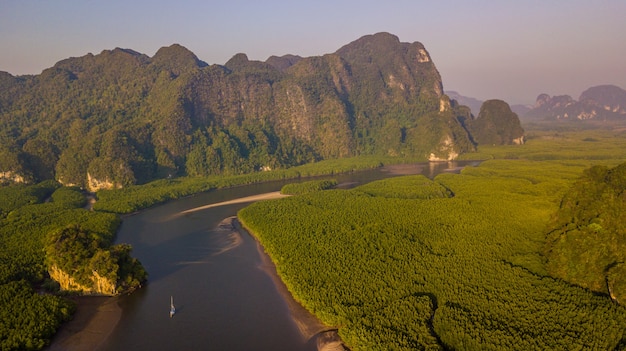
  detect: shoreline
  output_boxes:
[45,296,121,351]
[46,217,347,351]
[46,190,343,351]
[234,218,349,351]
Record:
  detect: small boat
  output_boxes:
[170,296,176,318]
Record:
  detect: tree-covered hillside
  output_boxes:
[544,162,626,303]
[466,99,525,145]
[0,33,523,191]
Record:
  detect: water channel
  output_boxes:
[98,161,478,350]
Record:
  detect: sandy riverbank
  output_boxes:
[234,219,349,351]
[45,296,121,351]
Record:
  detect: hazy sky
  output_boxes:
[1,0,625,104]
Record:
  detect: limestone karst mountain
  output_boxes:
[525,85,626,121]
[0,33,524,189]
[466,100,525,146]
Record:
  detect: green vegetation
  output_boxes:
[0,281,74,351]
[280,179,337,195]
[544,162,626,303]
[459,129,626,162]
[0,33,487,189]
[0,183,145,350]
[239,131,626,350]
[353,174,451,199]
[46,225,146,294]
[0,180,60,218]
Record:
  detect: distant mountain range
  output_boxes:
[445,91,484,116]
[526,85,626,121]
[0,32,524,190]
[448,85,626,123]
[446,91,531,118]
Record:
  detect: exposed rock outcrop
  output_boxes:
[49,265,117,296]
[0,171,26,184]
[429,136,460,161]
[86,172,121,193]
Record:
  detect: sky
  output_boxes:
[1,0,625,105]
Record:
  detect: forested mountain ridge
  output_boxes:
[0,32,522,191]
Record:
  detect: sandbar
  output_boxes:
[179,191,289,214]
[45,296,121,351]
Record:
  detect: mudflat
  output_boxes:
[46,296,121,351]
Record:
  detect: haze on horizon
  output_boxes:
[1,0,625,105]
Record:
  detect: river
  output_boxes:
[96,161,478,351]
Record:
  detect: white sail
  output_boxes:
[170,296,176,317]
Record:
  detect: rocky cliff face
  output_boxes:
[49,265,117,295]
[87,172,121,192]
[0,32,487,189]
[0,171,26,184]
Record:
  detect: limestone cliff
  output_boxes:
[0,171,27,184]
[49,264,117,295]
[428,136,459,161]
[86,172,122,193]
